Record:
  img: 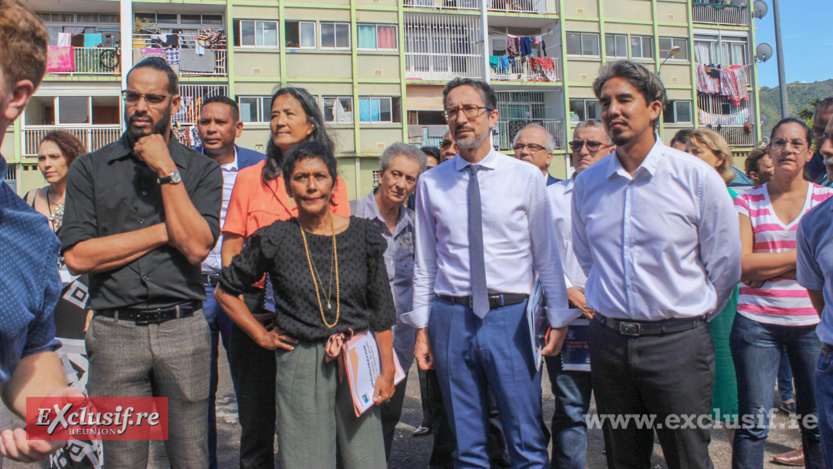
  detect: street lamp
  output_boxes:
[658,45,682,74]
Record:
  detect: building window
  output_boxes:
[237,20,278,47]
[357,24,397,51]
[321,22,350,50]
[359,97,399,123]
[569,99,601,122]
[605,34,628,58]
[566,32,599,57]
[323,97,354,124]
[630,35,653,59]
[663,100,693,124]
[372,170,380,186]
[285,21,316,49]
[660,37,689,60]
[238,96,271,123]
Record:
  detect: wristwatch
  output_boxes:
[157,171,182,185]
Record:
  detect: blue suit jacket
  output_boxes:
[193,145,266,171]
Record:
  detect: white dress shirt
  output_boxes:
[202,149,238,274]
[571,137,741,322]
[404,149,569,329]
[548,177,586,294]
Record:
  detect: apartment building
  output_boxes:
[4,0,760,196]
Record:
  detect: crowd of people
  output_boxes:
[5,1,833,468]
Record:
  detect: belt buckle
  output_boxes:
[619,322,641,336]
[468,297,474,309]
[135,311,156,325]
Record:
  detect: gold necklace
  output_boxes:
[300,212,340,328]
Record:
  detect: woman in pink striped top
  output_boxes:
[731,117,831,468]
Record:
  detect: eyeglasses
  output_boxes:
[770,138,807,152]
[121,90,170,107]
[443,105,493,121]
[513,143,548,152]
[568,140,611,152]
[439,139,454,149]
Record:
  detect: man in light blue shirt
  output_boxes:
[407,77,569,467]
[796,113,833,465]
[351,142,424,460]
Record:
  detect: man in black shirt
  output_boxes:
[60,58,222,467]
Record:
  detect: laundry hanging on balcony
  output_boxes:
[46,46,75,73]
[698,107,749,127]
[57,33,71,47]
[83,33,102,48]
[695,63,748,105]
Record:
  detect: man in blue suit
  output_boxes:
[195,95,265,469]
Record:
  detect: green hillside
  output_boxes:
[759,79,833,133]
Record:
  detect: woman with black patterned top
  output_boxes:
[215,141,396,469]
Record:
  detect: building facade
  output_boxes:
[4,0,760,197]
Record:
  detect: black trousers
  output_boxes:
[588,317,715,469]
[381,376,409,460]
[229,292,276,469]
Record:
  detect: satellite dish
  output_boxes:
[756,43,772,63]
[753,0,768,19]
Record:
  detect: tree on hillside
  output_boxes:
[797,97,823,126]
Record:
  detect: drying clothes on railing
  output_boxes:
[46,46,75,73]
[83,33,102,48]
[530,57,557,81]
[150,34,180,49]
[698,107,749,127]
[520,37,532,57]
[506,36,517,56]
[696,63,749,105]
[165,48,181,65]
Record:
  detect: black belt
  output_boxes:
[594,314,706,337]
[438,293,528,311]
[203,273,220,287]
[96,301,201,325]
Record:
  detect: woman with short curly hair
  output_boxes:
[25,130,86,232]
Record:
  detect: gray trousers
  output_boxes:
[86,312,211,468]
[275,341,386,469]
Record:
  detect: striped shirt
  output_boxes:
[734,183,833,325]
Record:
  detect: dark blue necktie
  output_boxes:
[468,164,489,318]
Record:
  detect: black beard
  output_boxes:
[612,135,631,146]
[127,109,172,146]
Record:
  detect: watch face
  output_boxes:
[171,171,182,183]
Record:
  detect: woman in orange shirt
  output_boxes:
[221,87,350,468]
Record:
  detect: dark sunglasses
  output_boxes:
[568,140,611,152]
[121,90,169,106]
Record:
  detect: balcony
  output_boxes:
[404,0,479,12]
[490,57,560,82]
[22,125,121,157]
[488,0,557,14]
[404,14,484,81]
[495,119,564,150]
[711,125,753,147]
[408,125,447,147]
[132,33,228,77]
[692,2,749,26]
[46,46,120,77]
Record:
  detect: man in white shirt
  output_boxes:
[195,96,265,469]
[546,119,613,469]
[407,77,569,467]
[571,60,741,468]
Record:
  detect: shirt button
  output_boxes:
[141,190,147,196]
[143,275,149,281]
[139,218,145,224]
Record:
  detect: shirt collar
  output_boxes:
[453,147,501,173]
[363,189,413,234]
[605,133,664,180]
[108,132,189,169]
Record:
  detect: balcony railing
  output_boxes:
[47,47,120,77]
[490,57,560,82]
[406,52,483,81]
[404,0,479,11]
[488,0,557,14]
[408,125,447,147]
[495,119,564,150]
[22,126,121,157]
[710,125,754,147]
[692,2,749,26]
[132,33,227,77]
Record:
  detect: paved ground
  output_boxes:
[7,356,803,468]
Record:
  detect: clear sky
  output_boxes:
[752,0,833,88]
